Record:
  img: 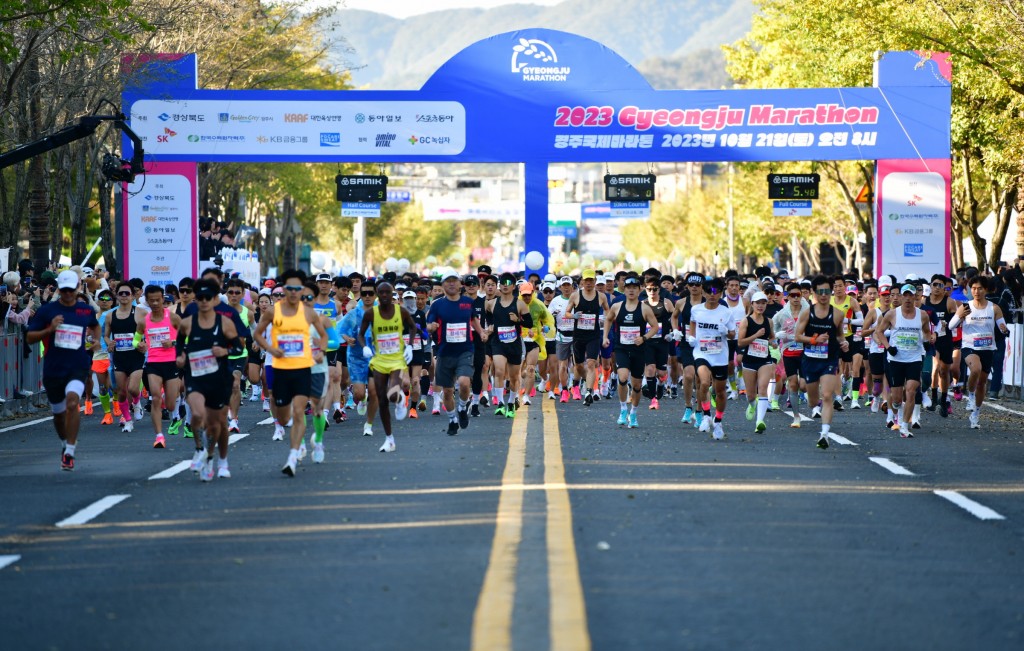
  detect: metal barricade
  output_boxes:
[0,322,46,417]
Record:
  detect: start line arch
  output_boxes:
[122,29,951,284]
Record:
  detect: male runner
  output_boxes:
[604,276,660,428]
[671,272,706,424]
[795,275,850,448]
[683,277,737,440]
[873,284,932,437]
[485,272,532,418]
[948,275,1010,429]
[565,268,610,406]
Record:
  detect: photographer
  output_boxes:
[2,271,38,326]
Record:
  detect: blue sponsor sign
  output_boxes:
[386,189,411,203]
[773,200,813,217]
[549,224,578,238]
[341,202,381,218]
[903,243,924,257]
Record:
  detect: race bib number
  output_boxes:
[55,324,84,350]
[446,322,467,343]
[278,333,305,357]
[699,336,723,355]
[497,326,517,343]
[577,314,596,331]
[936,320,946,336]
[970,334,993,349]
[188,349,218,377]
[113,333,134,352]
[148,326,170,346]
[804,342,829,359]
[619,326,641,345]
[748,339,769,358]
[853,327,864,343]
[894,332,920,351]
[557,315,574,331]
[377,332,401,355]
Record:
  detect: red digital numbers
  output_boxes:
[554,106,614,127]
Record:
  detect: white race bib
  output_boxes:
[497,325,517,343]
[804,342,829,359]
[55,324,84,350]
[619,326,641,345]
[188,349,218,376]
[377,332,401,355]
[577,314,596,330]
[278,333,305,357]
[446,322,467,343]
[113,333,134,352]
[748,339,769,358]
[148,326,170,346]
[699,336,723,355]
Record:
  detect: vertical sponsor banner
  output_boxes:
[123,161,199,286]
[875,159,950,280]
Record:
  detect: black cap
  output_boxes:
[685,272,704,285]
[463,274,480,286]
[477,265,492,276]
[498,271,517,285]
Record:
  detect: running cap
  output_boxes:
[263,279,277,288]
[799,278,812,288]
[623,277,641,287]
[777,269,791,280]
[581,268,597,280]
[56,270,79,290]
[846,285,859,295]
[685,272,704,285]
[761,276,774,286]
[402,290,416,299]
[900,283,916,294]
[905,273,919,281]
[520,282,535,295]
[751,291,768,303]
[477,265,492,276]
[559,276,573,285]
[441,269,460,281]
[195,278,220,299]
[462,274,479,286]
[595,275,607,284]
[315,273,332,282]
[541,282,556,291]
[543,273,556,283]
[81,266,94,278]
[258,288,272,297]
[499,272,517,285]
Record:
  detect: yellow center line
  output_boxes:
[543,399,591,651]
[470,404,529,651]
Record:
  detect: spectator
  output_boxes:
[3,271,35,325]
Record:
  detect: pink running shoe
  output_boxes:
[571,386,581,401]
[560,389,569,403]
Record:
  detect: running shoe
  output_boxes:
[811,405,822,419]
[312,443,325,463]
[100,413,113,425]
[298,442,307,461]
[250,390,261,402]
[850,400,861,410]
[83,400,93,415]
[191,449,206,473]
[923,393,934,410]
[447,420,459,436]
[112,401,122,417]
[432,406,441,416]
[61,452,75,471]
[529,386,537,398]
[514,396,521,409]
[891,421,901,431]
[698,417,711,433]
[380,437,396,453]
[470,403,480,417]
[584,392,593,407]
[952,387,963,402]
[217,464,231,479]
[263,399,271,412]
[649,398,659,411]
[790,415,801,429]
[694,412,704,429]
[153,434,166,449]
[459,408,470,429]
[492,395,500,406]
[183,423,194,439]
[417,398,428,412]
[833,398,844,411]
[712,423,725,440]
[333,408,345,424]
[670,385,678,399]
[965,394,976,412]
[395,400,408,421]
[870,397,879,413]
[592,392,601,402]
[681,407,694,424]
[505,404,516,419]
[168,419,181,436]
[495,404,507,417]
[200,456,216,482]
[228,419,240,433]
[523,395,532,406]
[559,389,569,403]
[969,412,980,429]
[627,412,638,429]
[357,401,367,416]
[272,424,285,441]
[940,401,950,418]
[770,398,780,412]
[134,403,144,421]
[548,391,557,401]
[899,424,913,438]
[816,435,829,449]
[161,408,171,422]
[409,407,419,419]
[121,418,134,433]
[345,396,356,410]
[911,419,921,430]
[363,423,373,436]
[571,386,581,401]
[281,456,297,477]
[745,403,755,421]
[617,408,628,425]
[755,420,766,433]
[727,388,737,401]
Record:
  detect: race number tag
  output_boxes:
[113,333,134,352]
[446,322,467,343]
[699,336,723,355]
[748,339,769,358]
[577,314,596,330]
[377,332,401,355]
[278,333,305,357]
[804,342,829,359]
[188,349,218,376]
[148,326,170,347]
[497,326,517,343]
[971,335,993,349]
[853,327,864,343]
[557,315,575,331]
[894,332,920,350]
[55,324,84,350]
[619,326,641,345]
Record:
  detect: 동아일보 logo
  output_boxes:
[320,133,341,147]
[511,38,570,82]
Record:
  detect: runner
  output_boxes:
[772,282,807,428]
[948,275,1010,429]
[671,272,706,424]
[311,273,344,426]
[90,289,116,425]
[251,270,328,476]
[862,283,893,416]
[223,278,251,434]
[873,283,932,438]
[339,283,378,436]
[539,281,559,400]
[794,275,850,449]
[723,275,748,400]
[923,274,956,417]
[485,272,532,418]
[466,274,488,416]
[136,284,183,449]
[641,276,674,409]
[683,277,737,440]
[105,281,147,432]
[548,276,575,403]
[604,276,660,428]
[358,281,416,452]
[518,283,553,406]
[426,271,486,436]
[175,279,242,481]
[26,270,100,471]
[565,268,610,406]
[738,291,776,433]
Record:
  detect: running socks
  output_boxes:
[99,391,111,414]
[313,413,326,443]
[756,396,769,423]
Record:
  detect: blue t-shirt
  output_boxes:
[184,301,251,341]
[29,300,99,377]
[426,295,476,357]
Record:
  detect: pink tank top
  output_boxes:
[145,310,178,363]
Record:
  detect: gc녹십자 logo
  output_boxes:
[511,38,570,82]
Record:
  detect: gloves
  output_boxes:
[362,345,374,359]
[667,330,683,342]
[887,345,898,356]
[404,344,413,364]
[686,335,697,347]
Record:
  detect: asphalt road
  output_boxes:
[1,387,1022,651]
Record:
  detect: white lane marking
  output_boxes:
[934,490,1005,521]
[984,402,1024,417]
[56,495,131,527]
[0,416,54,433]
[148,433,249,480]
[257,417,275,426]
[869,456,915,476]
[0,554,21,570]
[826,433,859,446]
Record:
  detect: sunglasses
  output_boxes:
[542,289,554,293]
[117,291,132,297]
[98,295,112,300]
[227,290,242,295]
[931,282,944,287]
[361,291,376,297]
[284,285,304,292]
[788,292,801,298]
[179,288,193,294]
[196,294,217,301]
[301,295,314,302]
[815,288,832,296]
[272,292,284,298]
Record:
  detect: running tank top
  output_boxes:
[615,301,645,347]
[922,298,952,338]
[228,305,251,360]
[271,305,313,369]
[804,305,837,360]
[868,308,888,354]
[110,306,141,355]
[646,299,670,339]
[744,315,773,359]
[492,296,521,345]
[888,307,925,362]
[962,301,996,350]
[830,295,854,337]
[313,299,340,352]
[371,304,405,361]
[184,313,229,382]
[144,310,177,363]
[725,296,746,331]
[573,292,600,338]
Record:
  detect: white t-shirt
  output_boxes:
[548,295,573,343]
[690,303,737,367]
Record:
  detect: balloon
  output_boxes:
[425,255,438,266]
[310,251,327,269]
[525,250,545,270]
[384,257,398,272]
[567,252,580,268]
[397,258,410,273]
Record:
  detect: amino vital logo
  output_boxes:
[904,243,924,257]
[375,133,397,148]
[511,38,570,82]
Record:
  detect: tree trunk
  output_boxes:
[987,180,1018,269]
[951,218,964,270]
[98,180,116,270]
[26,54,51,269]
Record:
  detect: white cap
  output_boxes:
[402,290,416,299]
[558,276,573,285]
[751,291,768,303]
[541,282,556,291]
[57,270,79,290]
[543,273,556,283]
[596,274,607,284]
[81,266,94,277]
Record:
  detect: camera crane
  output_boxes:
[0,113,145,183]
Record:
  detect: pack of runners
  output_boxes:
[26,263,1011,476]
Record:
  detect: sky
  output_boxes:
[331,0,564,19]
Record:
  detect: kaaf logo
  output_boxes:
[157,127,177,143]
[141,216,157,223]
[284,113,309,123]
[511,37,570,82]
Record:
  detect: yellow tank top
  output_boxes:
[371,304,405,363]
[271,304,313,369]
[830,295,852,337]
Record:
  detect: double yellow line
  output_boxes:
[471,400,591,651]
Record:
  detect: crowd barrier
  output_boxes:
[0,322,46,417]
[1002,324,1024,399]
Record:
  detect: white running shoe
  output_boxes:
[312,443,325,463]
[965,394,976,412]
[298,442,307,461]
[272,424,285,441]
[357,401,367,416]
[121,419,134,433]
[899,423,913,438]
[811,405,822,419]
[850,400,861,410]
[134,403,144,421]
[281,456,297,477]
[200,455,215,482]
[712,423,725,440]
[263,398,271,412]
[379,436,396,453]
[217,463,231,479]
[228,418,240,434]
[395,400,408,421]
[698,417,711,433]
[922,392,932,409]
[870,398,879,413]
[523,395,532,405]
[249,390,261,402]
[190,449,205,473]
[363,422,373,436]
[969,412,980,429]
[547,391,556,401]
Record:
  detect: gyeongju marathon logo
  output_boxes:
[511,38,570,82]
